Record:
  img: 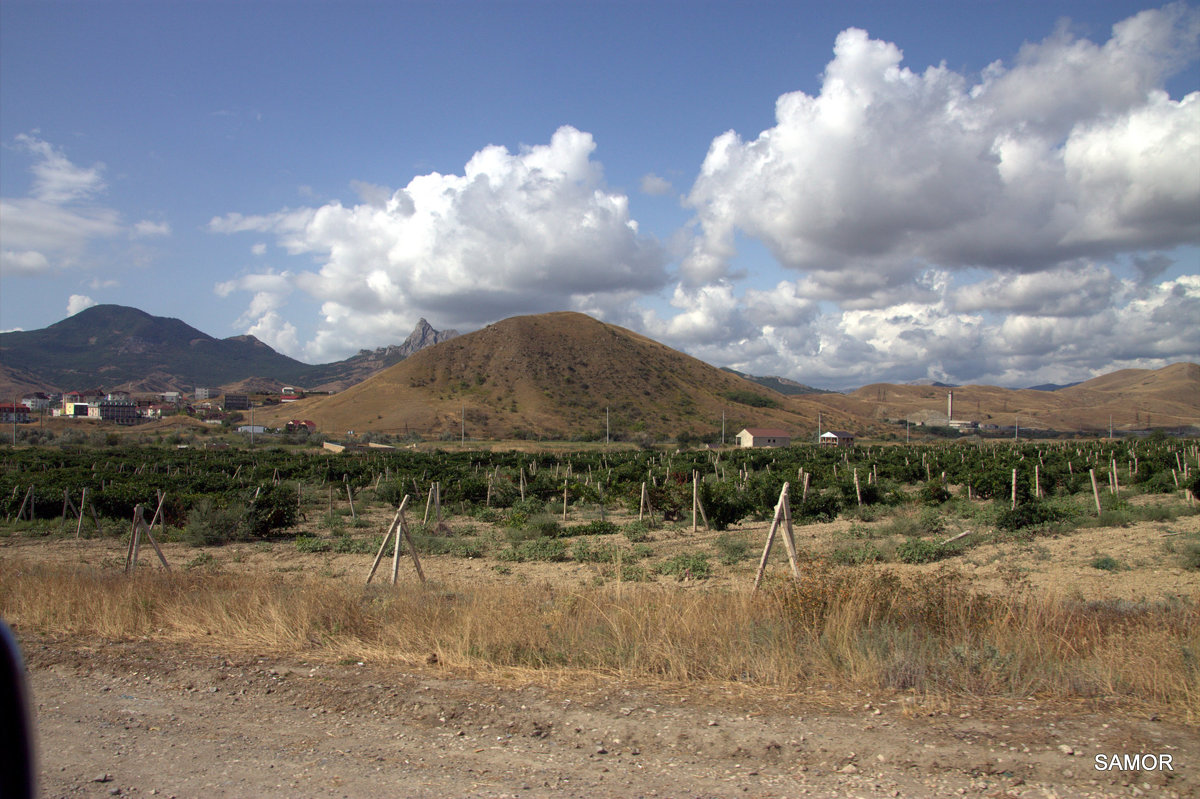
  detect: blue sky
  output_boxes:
[2,0,1197,389]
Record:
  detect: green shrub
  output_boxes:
[996,498,1076,531]
[795,491,841,522]
[1178,541,1200,571]
[699,481,753,530]
[572,538,626,564]
[1091,555,1121,572]
[655,552,711,580]
[830,543,884,565]
[295,535,331,553]
[182,499,245,547]
[622,520,652,543]
[919,480,952,506]
[331,536,377,554]
[573,519,619,537]
[896,537,959,564]
[714,532,752,565]
[244,484,298,538]
[499,538,569,562]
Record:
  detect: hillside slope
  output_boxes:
[255,312,862,440]
[824,362,1200,432]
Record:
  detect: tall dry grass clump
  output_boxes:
[2,558,1196,719]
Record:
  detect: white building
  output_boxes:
[735,428,792,448]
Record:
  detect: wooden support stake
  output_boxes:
[366,497,407,585]
[346,484,356,521]
[941,529,974,545]
[853,468,862,506]
[754,483,799,590]
[692,471,699,533]
[1090,469,1102,515]
[138,504,172,572]
[397,510,426,584]
[639,482,647,521]
[124,506,141,573]
[563,482,568,521]
[75,487,89,539]
[1011,468,1018,510]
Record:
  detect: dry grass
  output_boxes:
[3,558,1197,720]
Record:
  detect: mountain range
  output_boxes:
[1,305,1197,439]
[0,305,456,396]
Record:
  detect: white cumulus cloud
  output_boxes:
[641,4,1200,388]
[211,126,668,361]
[66,294,97,315]
[682,6,1200,294]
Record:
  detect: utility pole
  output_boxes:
[461,404,465,446]
[606,406,610,445]
[721,409,725,447]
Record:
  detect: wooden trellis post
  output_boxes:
[754,482,800,590]
[124,504,171,573]
[366,496,426,586]
[691,471,710,532]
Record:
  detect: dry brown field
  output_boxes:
[4,480,1200,798]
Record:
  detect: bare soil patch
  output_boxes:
[6,500,1200,798]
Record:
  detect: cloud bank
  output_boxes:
[213,6,1198,386]
[212,126,667,361]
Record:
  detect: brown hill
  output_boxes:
[253,312,862,440]
[825,362,1200,433]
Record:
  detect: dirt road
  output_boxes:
[22,634,1195,799]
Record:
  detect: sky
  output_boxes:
[1,0,1198,390]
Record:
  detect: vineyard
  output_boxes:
[2,436,1200,578]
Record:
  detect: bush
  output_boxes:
[295,535,331,553]
[244,484,298,538]
[896,537,959,564]
[919,480,952,506]
[714,533,752,565]
[622,520,653,543]
[331,536,378,554]
[995,498,1075,532]
[182,499,246,547]
[795,491,841,523]
[829,543,884,565]
[498,538,569,562]
[572,519,619,537]
[571,538,627,564]
[700,481,753,530]
[655,552,711,580]
[1091,555,1121,571]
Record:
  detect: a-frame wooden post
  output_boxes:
[124,503,171,573]
[753,482,801,591]
[365,496,426,586]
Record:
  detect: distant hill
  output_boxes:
[1026,382,1082,392]
[721,368,832,396]
[0,305,455,395]
[820,363,1200,433]
[252,311,862,440]
[299,319,459,392]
